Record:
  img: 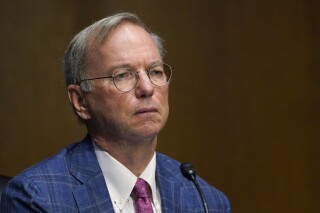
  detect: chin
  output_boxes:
[133,123,162,138]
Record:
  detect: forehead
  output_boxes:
[104,22,151,45]
[85,23,162,78]
[97,23,160,64]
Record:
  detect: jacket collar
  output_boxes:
[69,135,115,213]
[68,135,192,212]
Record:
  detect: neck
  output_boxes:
[91,134,157,176]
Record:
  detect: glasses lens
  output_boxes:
[148,64,172,86]
[113,70,136,92]
[112,64,172,92]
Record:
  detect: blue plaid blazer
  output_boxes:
[1,135,231,212]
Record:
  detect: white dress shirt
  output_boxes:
[93,142,162,213]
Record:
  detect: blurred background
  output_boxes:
[0,0,319,212]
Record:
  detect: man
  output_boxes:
[1,12,231,212]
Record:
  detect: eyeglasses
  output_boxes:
[78,63,173,92]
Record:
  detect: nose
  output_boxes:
[134,71,154,98]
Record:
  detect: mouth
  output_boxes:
[134,107,158,115]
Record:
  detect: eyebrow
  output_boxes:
[108,61,164,72]
[149,61,163,67]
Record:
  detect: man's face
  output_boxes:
[82,23,169,142]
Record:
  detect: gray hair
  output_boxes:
[63,12,165,92]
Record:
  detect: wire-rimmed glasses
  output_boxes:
[78,63,173,92]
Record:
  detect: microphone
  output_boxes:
[180,162,209,213]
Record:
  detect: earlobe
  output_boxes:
[67,85,91,120]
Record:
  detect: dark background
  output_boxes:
[0,1,319,212]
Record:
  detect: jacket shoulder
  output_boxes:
[0,138,93,212]
[156,152,231,212]
[15,142,80,178]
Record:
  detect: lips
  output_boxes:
[134,107,158,115]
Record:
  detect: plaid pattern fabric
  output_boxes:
[0,135,231,212]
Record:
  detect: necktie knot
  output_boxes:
[132,178,149,198]
[132,178,154,213]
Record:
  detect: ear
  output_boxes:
[67,85,92,120]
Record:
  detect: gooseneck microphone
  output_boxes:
[180,162,209,213]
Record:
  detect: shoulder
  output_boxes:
[0,137,93,211]
[196,176,231,212]
[156,152,181,168]
[1,140,80,190]
[14,141,81,179]
[156,152,231,212]
[11,136,92,179]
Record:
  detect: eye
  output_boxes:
[148,69,164,78]
[113,71,133,82]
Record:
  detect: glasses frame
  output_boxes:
[78,63,173,92]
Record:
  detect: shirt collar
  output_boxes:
[93,142,157,209]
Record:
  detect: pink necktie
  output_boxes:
[132,178,154,213]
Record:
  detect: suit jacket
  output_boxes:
[1,135,231,213]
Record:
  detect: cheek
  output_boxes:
[86,90,114,116]
[161,87,169,103]
[107,96,133,119]
[158,88,170,113]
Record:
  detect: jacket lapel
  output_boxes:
[69,136,114,213]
